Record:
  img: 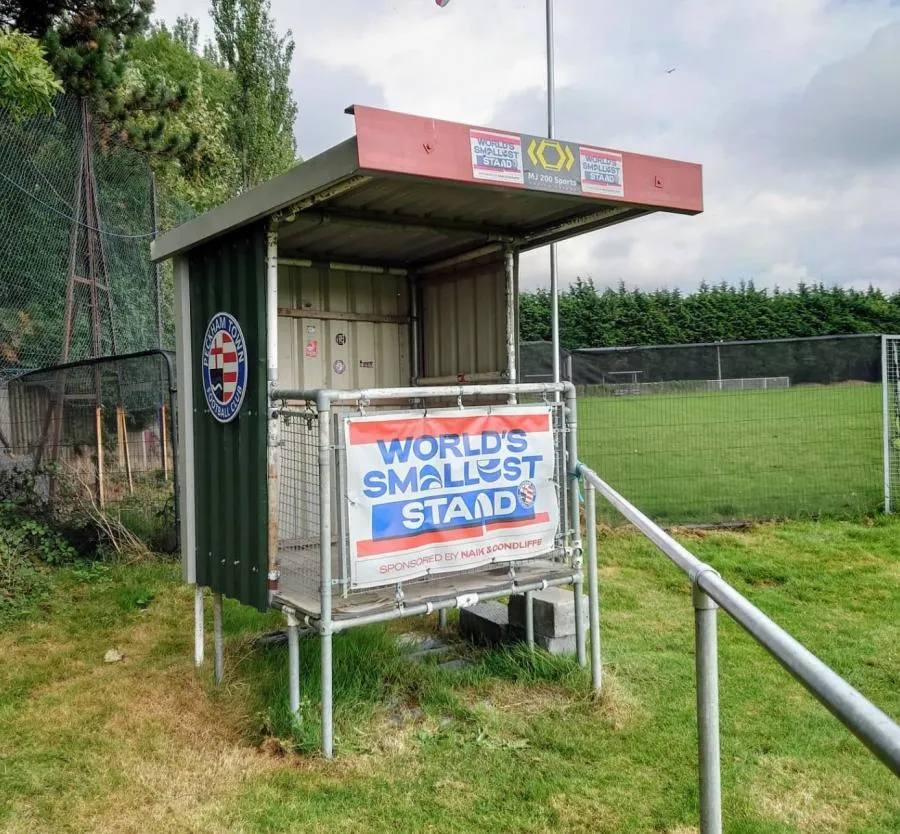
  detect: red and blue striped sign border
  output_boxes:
[349,412,552,557]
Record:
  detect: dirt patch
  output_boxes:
[751,755,871,832]
[466,671,642,732]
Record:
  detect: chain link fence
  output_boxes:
[0,351,178,552]
[521,334,886,525]
[0,94,194,372]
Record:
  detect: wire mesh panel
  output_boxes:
[277,405,322,603]
[275,388,573,614]
[0,94,196,373]
[883,336,900,514]
[546,334,885,525]
[0,351,177,550]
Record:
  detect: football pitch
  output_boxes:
[576,382,884,525]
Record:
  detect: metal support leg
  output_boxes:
[213,592,224,685]
[321,629,333,758]
[438,609,448,630]
[525,591,535,650]
[694,581,722,834]
[194,584,204,668]
[585,482,601,691]
[318,394,335,760]
[287,609,300,717]
[574,575,586,667]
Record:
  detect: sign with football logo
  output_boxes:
[343,406,558,589]
[201,311,248,423]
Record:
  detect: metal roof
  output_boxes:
[151,105,704,269]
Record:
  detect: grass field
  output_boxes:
[577,383,884,525]
[1,517,898,833]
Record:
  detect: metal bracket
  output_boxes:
[456,592,479,609]
[571,546,584,569]
[692,566,720,610]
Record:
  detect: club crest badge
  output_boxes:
[518,479,537,509]
[201,312,248,423]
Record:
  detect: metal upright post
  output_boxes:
[504,246,518,405]
[287,609,301,717]
[716,343,723,391]
[585,481,601,691]
[318,393,334,759]
[194,585,204,668]
[573,574,586,667]
[213,592,224,685]
[525,590,535,650]
[566,386,585,666]
[546,0,560,404]
[150,171,163,350]
[266,229,281,602]
[881,336,891,514]
[694,579,723,834]
[438,609,448,630]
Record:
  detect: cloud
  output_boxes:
[290,59,388,158]
[780,22,900,167]
[151,0,900,293]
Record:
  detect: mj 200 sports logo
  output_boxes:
[201,312,248,423]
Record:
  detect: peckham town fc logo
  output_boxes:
[201,312,248,423]
[518,479,537,509]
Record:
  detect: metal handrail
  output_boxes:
[575,461,900,834]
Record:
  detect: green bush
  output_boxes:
[0,464,103,619]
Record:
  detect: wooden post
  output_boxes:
[119,406,133,495]
[95,405,105,507]
[116,405,126,469]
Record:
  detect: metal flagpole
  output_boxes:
[546,0,561,401]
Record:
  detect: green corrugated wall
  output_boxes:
[189,224,269,611]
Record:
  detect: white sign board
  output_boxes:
[344,406,559,589]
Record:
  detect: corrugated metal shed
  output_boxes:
[155,104,704,611]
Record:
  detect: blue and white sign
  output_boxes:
[579,146,624,197]
[201,311,248,423]
[344,406,558,589]
[469,128,525,185]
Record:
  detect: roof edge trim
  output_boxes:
[151,137,361,262]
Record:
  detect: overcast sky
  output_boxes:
[154,0,900,294]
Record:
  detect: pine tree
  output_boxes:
[1,1,197,159]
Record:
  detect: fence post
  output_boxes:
[585,480,601,692]
[194,585,204,668]
[573,573,586,667]
[213,591,224,685]
[94,405,105,507]
[525,590,535,650]
[318,393,334,759]
[882,336,891,514]
[287,608,301,717]
[693,575,722,834]
[565,385,585,667]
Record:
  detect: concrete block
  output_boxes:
[507,625,577,656]
[459,601,510,646]
[508,588,587,638]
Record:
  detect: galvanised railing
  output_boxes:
[576,462,900,834]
